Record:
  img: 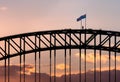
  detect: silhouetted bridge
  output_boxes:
[0,29,120,82]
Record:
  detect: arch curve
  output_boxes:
[0,29,120,60]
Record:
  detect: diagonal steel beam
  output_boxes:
[66,33,79,46]
[0,51,4,57]
[57,34,70,46]
[7,39,19,53]
[51,34,64,47]
[86,34,97,45]
[72,33,84,45]
[10,39,23,52]
[0,46,7,56]
[36,36,49,48]
[21,37,34,50]
[98,35,112,46]
[41,34,54,47]
[26,36,39,49]
[116,40,120,47]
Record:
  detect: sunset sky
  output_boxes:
[0,0,120,37]
[0,0,120,81]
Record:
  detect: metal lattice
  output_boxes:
[0,29,120,82]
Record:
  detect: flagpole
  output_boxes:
[85,15,86,29]
[81,20,82,29]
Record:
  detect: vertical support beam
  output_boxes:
[23,37,25,82]
[99,34,102,82]
[39,35,41,82]
[69,32,71,82]
[85,30,87,82]
[109,35,111,82]
[35,35,37,82]
[8,39,10,82]
[65,33,67,82]
[50,34,52,82]
[20,37,22,82]
[4,40,7,82]
[54,34,56,82]
[94,34,96,82]
[79,32,81,82]
[114,35,116,82]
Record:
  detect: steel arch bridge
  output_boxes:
[0,29,120,82]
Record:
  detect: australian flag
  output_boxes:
[77,14,86,22]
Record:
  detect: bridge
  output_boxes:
[0,29,120,82]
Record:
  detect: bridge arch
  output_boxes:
[0,29,120,82]
[0,29,120,60]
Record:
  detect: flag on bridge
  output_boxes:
[77,14,86,22]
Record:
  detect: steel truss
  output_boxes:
[0,29,120,82]
[0,29,120,60]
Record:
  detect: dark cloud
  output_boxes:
[0,65,119,82]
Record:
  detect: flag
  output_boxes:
[77,14,86,22]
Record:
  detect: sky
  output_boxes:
[0,0,120,37]
[0,0,120,81]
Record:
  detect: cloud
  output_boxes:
[0,65,50,82]
[21,64,35,75]
[90,66,120,72]
[112,55,120,62]
[56,63,69,70]
[0,6,8,11]
[0,65,120,82]
[75,52,120,64]
[75,53,108,63]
